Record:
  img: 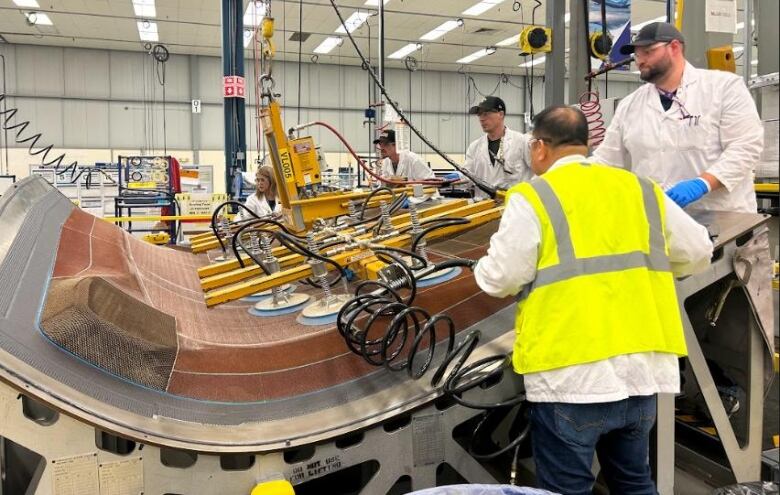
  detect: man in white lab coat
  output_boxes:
[463,96,534,200]
[474,106,713,494]
[593,22,764,213]
[595,22,774,423]
[374,129,435,181]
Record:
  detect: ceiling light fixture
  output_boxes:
[25,11,52,25]
[388,43,421,59]
[13,0,40,7]
[243,1,267,27]
[132,0,155,17]
[518,55,545,68]
[462,0,505,17]
[137,20,159,41]
[496,34,519,47]
[420,19,462,41]
[364,0,390,5]
[314,36,343,54]
[456,46,497,64]
[335,11,371,34]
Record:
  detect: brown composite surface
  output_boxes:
[48,207,513,402]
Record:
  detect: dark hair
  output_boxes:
[531,105,589,147]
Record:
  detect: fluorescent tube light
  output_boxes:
[519,55,545,68]
[132,0,155,17]
[462,0,505,17]
[420,20,462,41]
[25,11,52,25]
[13,0,40,7]
[335,11,371,33]
[388,43,421,59]
[314,36,343,54]
[243,1,266,27]
[496,34,519,47]
[457,47,496,64]
[137,20,158,41]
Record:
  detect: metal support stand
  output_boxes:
[654,210,772,492]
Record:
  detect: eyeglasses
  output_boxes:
[528,137,549,149]
[634,41,670,58]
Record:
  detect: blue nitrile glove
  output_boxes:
[666,178,710,208]
[443,172,462,181]
[401,198,410,209]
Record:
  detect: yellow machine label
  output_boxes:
[279,149,295,184]
[128,181,156,189]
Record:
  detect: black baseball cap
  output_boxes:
[620,22,684,55]
[373,129,395,144]
[469,96,506,115]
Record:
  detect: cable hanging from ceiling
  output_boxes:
[326,0,498,198]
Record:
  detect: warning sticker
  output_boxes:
[288,454,343,484]
[52,453,99,495]
[99,457,144,495]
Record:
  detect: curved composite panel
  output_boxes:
[0,176,516,452]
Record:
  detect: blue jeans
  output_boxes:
[529,396,657,495]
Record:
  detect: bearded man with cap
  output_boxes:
[373,129,434,181]
[594,21,774,434]
[593,22,763,213]
[463,96,533,200]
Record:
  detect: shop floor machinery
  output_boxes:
[0,175,775,494]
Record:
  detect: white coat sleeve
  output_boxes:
[705,77,764,192]
[462,141,476,175]
[591,98,632,169]
[662,195,713,277]
[409,154,435,180]
[473,194,540,298]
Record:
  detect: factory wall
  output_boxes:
[0,44,643,192]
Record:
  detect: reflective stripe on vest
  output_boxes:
[528,173,670,291]
[507,162,687,374]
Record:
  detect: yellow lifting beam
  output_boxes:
[188,187,437,252]
[196,198,469,278]
[199,200,494,292]
[204,204,503,306]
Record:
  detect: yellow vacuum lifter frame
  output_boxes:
[261,100,391,233]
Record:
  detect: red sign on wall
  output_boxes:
[223,76,246,98]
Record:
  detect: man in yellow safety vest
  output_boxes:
[473,105,713,494]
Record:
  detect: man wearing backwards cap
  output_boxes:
[373,129,435,182]
[463,96,533,200]
[593,22,763,213]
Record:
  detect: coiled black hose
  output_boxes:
[336,249,529,460]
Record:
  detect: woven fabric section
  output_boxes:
[40,277,177,391]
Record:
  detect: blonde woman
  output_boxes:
[241,165,282,220]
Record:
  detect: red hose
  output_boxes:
[308,121,452,187]
[579,91,606,148]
